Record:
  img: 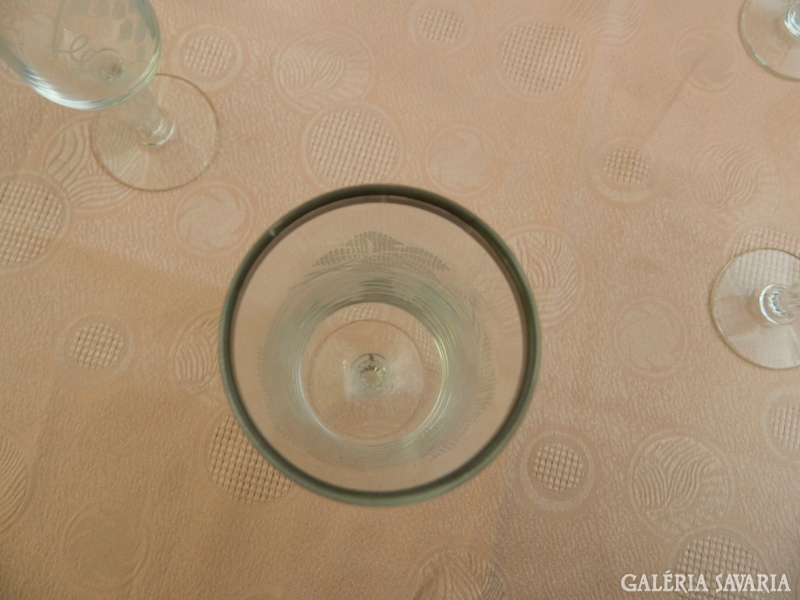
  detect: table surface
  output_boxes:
[1,0,800,598]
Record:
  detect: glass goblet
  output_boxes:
[219,185,540,505]
[0,0,217,191]
[712,248,800,368]
[741,0,800,79]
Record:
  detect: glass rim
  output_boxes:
[219,184,541,506]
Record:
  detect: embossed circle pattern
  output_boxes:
[69,322,125,370]
[604,148,649,186]
[275,29,372,112]
[44,119,135,213]
[0,433,31,532]
[426,125,496,196]
[676,28,738,92]
[762,385,800,461]
[172,312,222,406]
[725,223,800,266]
[497,17,588,98]
[409,0,476,53]
[614,299,685,377]
[413,549,509,600]
[629,432,732,538]
[206,414,293,504]
[693,142,779,227]
[532,442,584,492]
[170,24,244,91]
[0,171,68,273]
[671,530,765,600]
[565,0,644,46]
[507,228,580,328]
[56,313,134,387]
[302,105,401,188]
[63,501,148,590]
[520,431,596,512]
[591,137,655,203]
[174,181,252,257]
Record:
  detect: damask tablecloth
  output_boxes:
[1,0,800,598]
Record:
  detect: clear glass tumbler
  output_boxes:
[220,185,540,505]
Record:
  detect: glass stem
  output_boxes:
[110,85,175,146]
[785,4,800,38]
[760,281,800,325]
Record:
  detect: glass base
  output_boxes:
[711,249,800,369]
[741,0,800,79]
[301,302,442,444]
[92,74,218,191]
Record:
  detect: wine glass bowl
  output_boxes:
[1,0,160,109]
[219,186,540,505]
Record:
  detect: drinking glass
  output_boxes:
[741,0,800,79]
[0,0,217,190]
[219,185,540,505]
[712,249,800,368]
[723,3,800,364]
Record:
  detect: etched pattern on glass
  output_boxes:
[260,228,495,469]
[313,231,448,275]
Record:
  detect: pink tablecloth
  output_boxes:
[1,0,799,598]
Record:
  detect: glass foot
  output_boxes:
[711,249,800,368]
[741,0,800,79]
[92,74,218,191]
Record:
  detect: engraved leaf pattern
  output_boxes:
[313,231,448,276]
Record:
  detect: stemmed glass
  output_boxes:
[712,249,800,368]
[0,0,217,191]
[741,0,800,79]
[711,1,800,367]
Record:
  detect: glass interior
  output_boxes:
[222,188,539,504]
